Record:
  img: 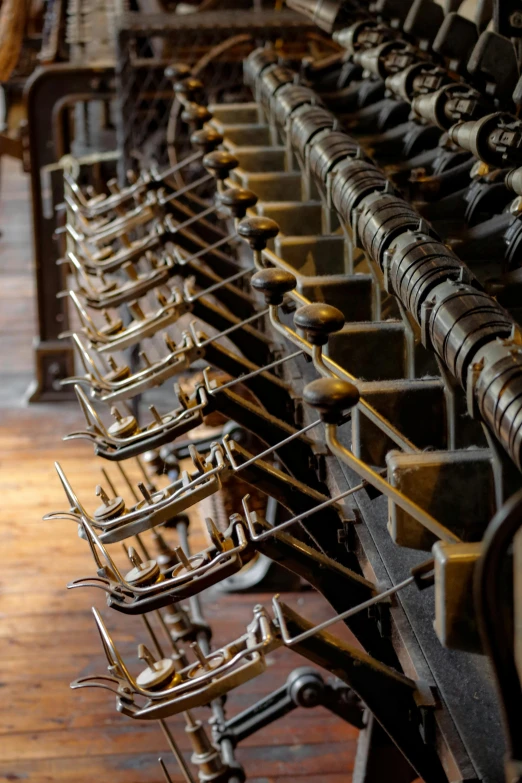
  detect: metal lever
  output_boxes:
[72,605,278,718]
[67,516,249,614]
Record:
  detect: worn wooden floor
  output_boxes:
[0,158,357,781]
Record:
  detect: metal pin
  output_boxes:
[138,482,153,505]
[128,546,143,568]
[164,332,177,352]
[135,533,152,561]
[242,480,371,541]
[95,485,111,506]
[140,350,152,367]
[175,546,193,571]
[189,267,253,302]
[227,418,322,473]
[205,517,224,551]
[149,405,164,425]
[123,262,138,280]
[190,641,208,668]
[156,291,168,308]
[129,302,146,320]
[138,643,157,667]
[111,406,123,422]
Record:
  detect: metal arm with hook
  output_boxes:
[72,605,278,720]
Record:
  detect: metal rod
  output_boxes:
[175,233,236,265]
[211,350,304,394]
[115,461,140,502]
[159,149,202,180]
[273,575,416,646]
[135,455,152,487]
[230,418,321,472]
[326,426,461,543]
[158,719,197,783]
[166,203,217,233]
[142,613,165,660]
[196,308,269,350]
[161,172,214,204]
[158,757,174,783]
[190,267,253,301]
[243,480,368,540]
[135,533,152,561]
[101,467,118,498]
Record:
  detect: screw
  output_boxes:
[107,356,118,371]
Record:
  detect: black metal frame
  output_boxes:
[24,64,116,401]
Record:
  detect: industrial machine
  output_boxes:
[45,1,522,781]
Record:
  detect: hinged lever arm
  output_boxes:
[276,602,448,783]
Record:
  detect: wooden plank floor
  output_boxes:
[0,158,357,782]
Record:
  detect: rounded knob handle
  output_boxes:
[165,62,191,82]
[203,150,239,181]
[237,216,280,250]
[181,102,212,129]
[303,378,360,423]
[251,268,297,305]
[190,127,223,153]
[294,303,345,346]
[220,187,258,219]
[174,76,204,100]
